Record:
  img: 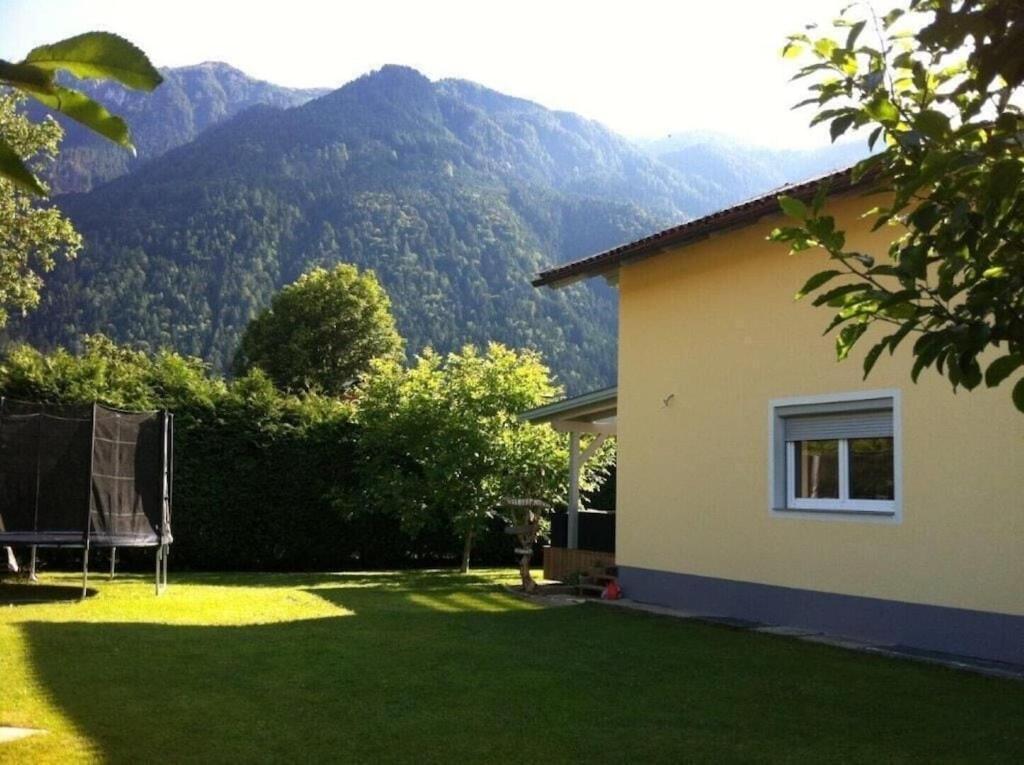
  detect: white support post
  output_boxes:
[568,432,581,549]
[29,545,37,581]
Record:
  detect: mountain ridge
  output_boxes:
[38,61,327,194]
[16,64,864,393]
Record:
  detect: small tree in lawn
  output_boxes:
[497,425,572,592]
[772,0,1024,411]
[235,264,404,396]
[356,343,611,576]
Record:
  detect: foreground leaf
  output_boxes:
[986,355,1023,388]
[25,85,133,150]
[795,269,842,299]
[23,32,163,91]
[778,195,808,220]
[0,135,46,195]
[0,60,56,95]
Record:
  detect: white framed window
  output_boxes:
[769,390,901,519]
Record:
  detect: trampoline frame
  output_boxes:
[0,400,174,597]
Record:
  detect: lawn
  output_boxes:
[2,570,1022,764]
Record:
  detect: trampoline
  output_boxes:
[0,399,173,596]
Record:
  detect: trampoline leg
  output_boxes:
[81,541,90,600]
[109,546,117,580]
[162,544,168,592]
[155,546,161,595]
[29,546,38,582]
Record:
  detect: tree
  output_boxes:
[0,93,81,326]
[355,343,612,577]
[0,32,160,328]
[771,0,1024,411]
[1,31,162,194]
[234,264,404,395]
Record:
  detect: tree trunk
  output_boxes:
[518,548,536,592]
[460,530,474,573]
[516,510,539,593]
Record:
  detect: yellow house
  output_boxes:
[527,168,1024,665]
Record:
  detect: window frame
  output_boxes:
[769,389,901,522]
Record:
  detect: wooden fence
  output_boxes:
[542,546,615,582]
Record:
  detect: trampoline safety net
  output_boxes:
[0,399,173,548]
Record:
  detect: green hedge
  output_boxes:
[0,337,530,571]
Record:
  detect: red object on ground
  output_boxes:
[602,580,622,600]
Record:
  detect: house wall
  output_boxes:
[615,192,1024,663]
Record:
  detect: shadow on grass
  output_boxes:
[0,582,97,605]
[18,582,1024,764]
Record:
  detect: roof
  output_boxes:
[532,165,871,288]
[520,386,617,425]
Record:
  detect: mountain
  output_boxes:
[640,131,867,211]
[15,66,865,393]
[38,62,327,193]
[17,65,700,392]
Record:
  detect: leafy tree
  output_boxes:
[0,93,81,325]
[0,335,616,573]
[355,343,612,576]
[772,0,1024,411]
[0,31,162,194]
[234,264,404,395]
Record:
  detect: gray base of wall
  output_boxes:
[618,565,1024,666]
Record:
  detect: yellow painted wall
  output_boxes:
[616,193,1024,616]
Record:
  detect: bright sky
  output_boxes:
[2,0,859,148]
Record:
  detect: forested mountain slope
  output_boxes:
[15,65,862,392]
[36,62,326,194]
[19,66,685,391]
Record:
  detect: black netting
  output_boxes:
[90,407,169,545]
[0,400,172,548]
[0,402,92,544]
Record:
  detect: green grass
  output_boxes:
[1,569,1022,764]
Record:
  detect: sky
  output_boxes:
[1,0,859,148]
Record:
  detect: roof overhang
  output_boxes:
[532,164,874,289]
[520,386,617,435]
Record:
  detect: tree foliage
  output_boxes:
[0,93,81,326]
[0,336,515,570]
[235,263,404,395]
[0,31,162,194]
[772,0,1024,411]
[355,343,613,572]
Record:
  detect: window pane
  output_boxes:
[849,437,894,500]
[793,440,839,499]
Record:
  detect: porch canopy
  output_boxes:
[520,387,616,549]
